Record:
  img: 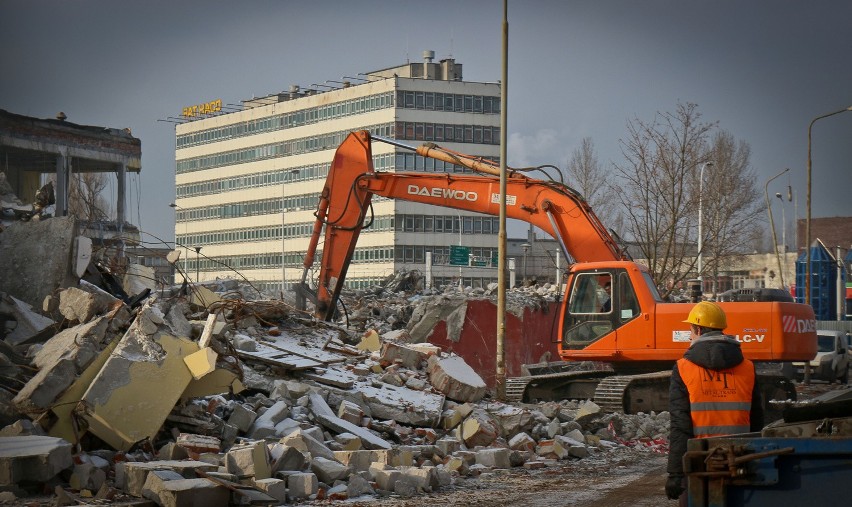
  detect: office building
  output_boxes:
[173,51,502,293]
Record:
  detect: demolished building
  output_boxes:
[0,207,680,505]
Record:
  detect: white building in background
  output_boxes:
[173,51,503,293]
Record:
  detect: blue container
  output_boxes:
[795,242,840,320]
[685,435,852,507]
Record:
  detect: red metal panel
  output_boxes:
[426,300,561,388]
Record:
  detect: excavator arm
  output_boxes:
[301,130,626,320]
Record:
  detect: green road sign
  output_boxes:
[449,245,470,266]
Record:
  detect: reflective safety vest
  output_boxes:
[677,358,755,438]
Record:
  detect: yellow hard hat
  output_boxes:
[683,301,727,330]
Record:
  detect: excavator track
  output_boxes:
[505,370,617,405]
[592,371,673,413]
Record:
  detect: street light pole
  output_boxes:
[521,243,530,286]
[169,202,188,284]
[775,192,786,253]
[806,106,852,304]
[765,168,789,289]
[697,161,713,285]
[194,246,202,283]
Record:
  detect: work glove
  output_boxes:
[665,474,685,500]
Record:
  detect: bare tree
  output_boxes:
[67,172,110,223]
[565,137,623,235]
[698,130,762,297]
[614,102,715,298]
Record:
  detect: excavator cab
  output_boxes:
[562,269,641,349]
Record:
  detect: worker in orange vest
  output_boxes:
[665,301,764,503]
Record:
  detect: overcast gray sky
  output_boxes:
[1,0,850,249]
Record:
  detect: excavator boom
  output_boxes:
[303,130,624,320]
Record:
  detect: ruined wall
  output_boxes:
[0,216,78,308]
[425,299,561,387]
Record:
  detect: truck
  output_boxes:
[296,130,818,415]
[785,329,849,384]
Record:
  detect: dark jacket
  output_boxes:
[667,331,764,476]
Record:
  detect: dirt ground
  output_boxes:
[299,381,847,507]
[332,448,675,507]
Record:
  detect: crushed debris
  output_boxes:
[0,217,679,506]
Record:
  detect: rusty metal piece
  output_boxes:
[685,444,795,478]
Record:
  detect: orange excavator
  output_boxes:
[297,130,817,415]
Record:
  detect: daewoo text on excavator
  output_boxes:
[297,130,817,417]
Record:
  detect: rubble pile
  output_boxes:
[0,276,673,506]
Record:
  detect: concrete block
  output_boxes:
[254,477,287,503]
[225,440,270,479]
[279,428,335,461]
[435,438,461,455]
[398,466,436,492]
[310,456,351,484]
[120,460,217,497]
[183,347,217,380]
[270,444,306,473]
[226,404,257,433]
[247,400,289,438]
[508,432,536,453]
[189,286,221,310]
[427,355,486,403]
[333,433,362,451]
[333,450,372,472]
[535,439,568,460]
[370,466,401,491]
[346,474,375,498]
[356,329,381,352]
[443,456,468,475]
[461,409,499,448]
[475,448,511,469]
[58,286,116,324]
[337,400,364,425]
[379,341,426,369]
[176,433,221,456]
[287,472,318,500]
[142,472,229,507]
[0,435,73,485]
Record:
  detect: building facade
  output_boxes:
[173,52,504,293]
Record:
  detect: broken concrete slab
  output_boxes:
[0,294,55,345]
[350,381,444,427]
[0,435,73,485]
[406,296,468,344]
[427,355,486,403]
[309,392,393,451]
[77,302,201,451]
[58,285,118,324]
[12,358,76,418]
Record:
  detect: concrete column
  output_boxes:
[117,162,126,228]
[54,152,68,216]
